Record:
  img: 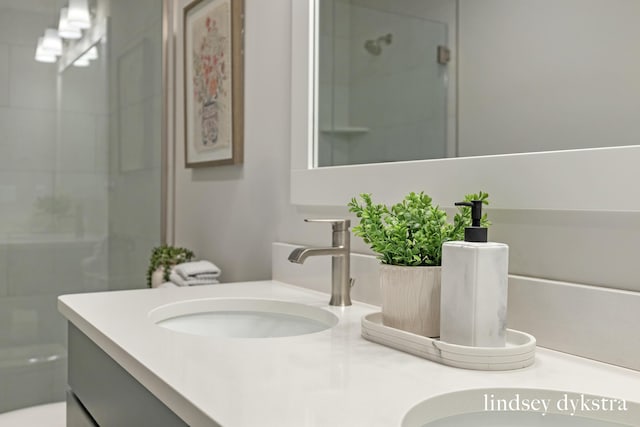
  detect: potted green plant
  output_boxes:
[146,245,195,288]
[348,191,489,337]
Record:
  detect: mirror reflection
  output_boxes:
[316,0,640,167]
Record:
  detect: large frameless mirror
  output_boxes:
[314,0,640,168]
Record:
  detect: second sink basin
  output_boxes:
[403,388,639,427]
[149,298,339,338]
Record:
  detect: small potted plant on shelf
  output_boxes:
[146,245,195,288]
[348,191,489,337]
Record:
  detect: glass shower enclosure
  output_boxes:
[0,0,164,413]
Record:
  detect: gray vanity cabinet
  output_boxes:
[67,324,189,427]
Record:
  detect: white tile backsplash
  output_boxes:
[508,276,640,372]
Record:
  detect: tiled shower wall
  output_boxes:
[107,0,163,291]
[318,0,454,166]
[0,2,109,412]
[0,0,163,413]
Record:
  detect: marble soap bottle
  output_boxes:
[440,200,509,347]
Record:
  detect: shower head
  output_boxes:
[364,33,392,56]
[364,39,381,55]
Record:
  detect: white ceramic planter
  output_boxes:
[380,265,441,338]
[151,267,167,288]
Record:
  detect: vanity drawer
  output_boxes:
[68,324,188,427]
[66,391,97,427]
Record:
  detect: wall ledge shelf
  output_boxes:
[319,126,369,135]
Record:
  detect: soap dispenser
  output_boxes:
[440,200,509,347]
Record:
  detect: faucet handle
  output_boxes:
[304,218,350,231]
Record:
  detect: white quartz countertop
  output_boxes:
[58,281,640,427]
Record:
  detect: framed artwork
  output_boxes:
[183,0,244,168]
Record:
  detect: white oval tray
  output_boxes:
[361,312,536,371]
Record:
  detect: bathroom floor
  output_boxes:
[0,402,65,427]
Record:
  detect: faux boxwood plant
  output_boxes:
[146,245,195,287]
[347,191,489,266]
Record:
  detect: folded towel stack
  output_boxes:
[169,260,221,286]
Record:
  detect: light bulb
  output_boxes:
[35,37,57,63]
[68,0,91,30]
[84,46,98,60]
[58,8,82,39]
[42,29,62,56]
[73,57,90,67]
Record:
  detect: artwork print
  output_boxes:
[184,0,243,167]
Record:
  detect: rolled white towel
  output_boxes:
[169,272,219,287]
[174,260,221,280]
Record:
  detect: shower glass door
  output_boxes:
[0,0,163,414]
[316,0,449,167]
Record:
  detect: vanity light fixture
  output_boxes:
[58,7,82,39]
[67,0,91,30]
[73,56,91,67]
[84,46,98,60]
[42,28,63,56]
[35,37,57,63]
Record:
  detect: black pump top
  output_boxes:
[455,200,487,242]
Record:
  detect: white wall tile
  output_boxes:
[332,83,350,126]
[58,112,96,172]
[94,116,109,173]
[109,0,162,55]
[0,8,52,45]
[318,83,332,128]
[332,36,351,85]
[319,0,334,37]
[60,62,105,114]
[318,35,334,85]
[333,0,351,39]
[51,241,101,294]
[56,172,107,203]
[0,245,8,297]
[0,44,8,106]
[0,171,54,234]
[7,243,55,296]
[0,108,8,161]
[9,45,56,110]
[1,108,55,172]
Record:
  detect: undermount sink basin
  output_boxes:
[149,298,339,338]
[403,389,639,427]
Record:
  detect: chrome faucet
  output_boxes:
[288,219,353,306]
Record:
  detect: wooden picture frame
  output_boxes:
[183,0,244,167]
